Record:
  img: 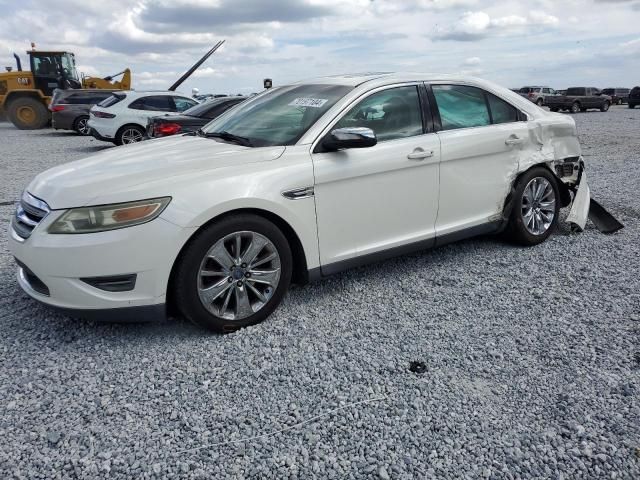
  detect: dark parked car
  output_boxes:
[601,88,630,105]
[147,96,246,138]
[545,87,612,113]
[628,86,640,109]
[49,89,116,135]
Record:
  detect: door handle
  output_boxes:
[407,149,435,160]
[505,135,523,146]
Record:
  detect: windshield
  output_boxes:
[202,84,353,147]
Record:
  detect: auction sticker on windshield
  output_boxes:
[289,98,328,108]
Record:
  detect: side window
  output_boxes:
[432,85,490,130]
[487,93,519,124]
[333,86,423,142]
[144,96,174,111]
[542,88,550,94]
[173,97,197,112]
[129,99,145,110]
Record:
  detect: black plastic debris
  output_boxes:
[409,361,427,374]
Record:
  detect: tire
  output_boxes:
[629,103,636,109]
[115,125,145,145]
[73,115,91,135]
[505,167,560,246]
[536,98,544,107]
[173,214,293,333]
[7,97,50,129]
[600,101,610,112]
[570,102,581,114]
[617,99,622,105]
[550,107,559,112]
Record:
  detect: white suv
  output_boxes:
[88,91,198,145]
[9,73,590,332]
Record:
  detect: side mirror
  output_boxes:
[322,127,377,151]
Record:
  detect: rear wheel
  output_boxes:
[116,125,145,145]
[73,115,91,135]
[630,103,637,109]
[600,101,610,112]
[7,97,50,129]
[505,167,560,246]
[173,214,293,332]
[536,98,544,107]
[570,102,581,114]
[550,107,559,112]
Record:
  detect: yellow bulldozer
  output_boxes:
[0,46,131,129]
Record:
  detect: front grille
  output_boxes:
[11,192,50,239]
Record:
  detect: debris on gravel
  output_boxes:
[0,107,639,479]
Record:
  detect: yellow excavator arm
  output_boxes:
[82,68,131,90]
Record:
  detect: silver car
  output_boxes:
[518,86,557,107]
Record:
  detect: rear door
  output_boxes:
[429,83,530,237]
[128,95,175,124]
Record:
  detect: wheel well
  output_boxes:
[73,114,89,128]
[500,164,571,228]
[5,91,46,109]
[165,208,310,316]
[116,123,145,138]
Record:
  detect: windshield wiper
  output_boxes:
[203,130,253,147]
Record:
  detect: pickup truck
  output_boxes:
[546,87,612,113]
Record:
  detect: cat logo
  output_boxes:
[17,77,30,86]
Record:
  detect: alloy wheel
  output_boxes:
[77,118,90,135]
[521,177,556,236]
[121,128,143,144]
[197,231,281,321]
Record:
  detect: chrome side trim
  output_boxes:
[282,186,315,200]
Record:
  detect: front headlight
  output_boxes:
[48,197,171,234]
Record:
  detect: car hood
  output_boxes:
[27,136,285,209]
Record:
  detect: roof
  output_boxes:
[292,72,499,88]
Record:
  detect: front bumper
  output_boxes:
[8,211,196,321]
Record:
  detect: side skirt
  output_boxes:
[308,221,502,281]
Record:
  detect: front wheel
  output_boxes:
[570,102,581,114]
[7,97,50,129]
[550,107,560,112]
[630,103,637,109]
[173,214,293,332]
[536,98,544,107]
[505,167,560,246]
[600,101,610,112]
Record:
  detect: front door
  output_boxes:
[311,84,441,272]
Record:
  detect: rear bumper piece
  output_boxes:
[89,128,114,143]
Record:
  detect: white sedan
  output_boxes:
[87,90,198,145]
[9,73,589,332]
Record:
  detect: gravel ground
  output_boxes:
[0,107,639,479]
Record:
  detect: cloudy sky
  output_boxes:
[1,0,639,94]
